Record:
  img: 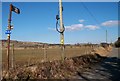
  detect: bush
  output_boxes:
[114,37,120,48]
[101,43,109,48]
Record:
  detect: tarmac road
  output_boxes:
[108,48,120,58]
[74,48,120,81]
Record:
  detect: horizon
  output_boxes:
[0,39,116,45]
[2,2,119,44]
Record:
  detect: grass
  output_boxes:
[2,46,95,70]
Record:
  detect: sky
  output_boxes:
[2,2,119,44]
[1,0,120,2]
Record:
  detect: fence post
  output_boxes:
[11,44,14,68]
[44,44,47,62]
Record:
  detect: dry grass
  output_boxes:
[2,46,94,69]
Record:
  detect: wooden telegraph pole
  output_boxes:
[59,0,65,61]
[43,44,47,62]
[5,4,20,77]
[56,0,65,61]
[106,30,107,43]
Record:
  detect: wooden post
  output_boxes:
[5,4,20,78]
[11,44,14,68]
[6,4,12,77]
[44,44,47,62]
[59,0,65,61]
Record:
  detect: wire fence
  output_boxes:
[2,45,100,70]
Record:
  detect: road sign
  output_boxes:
[5,30,11,34]
[11,4,20,14]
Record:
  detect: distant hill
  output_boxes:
[1,40,48,48]
[1,40,73,48]
[1,40,99,49]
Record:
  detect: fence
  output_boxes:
[2,44,100,70]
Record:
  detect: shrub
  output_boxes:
[114,37,120,48]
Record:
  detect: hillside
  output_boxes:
[1,40,98,49]
[1,40,47,48]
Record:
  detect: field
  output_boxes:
[1,40,112,79]
[1,43,115,79]
[2,46,95,70]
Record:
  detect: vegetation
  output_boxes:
[114,37,120,48]
[2,54,105,79]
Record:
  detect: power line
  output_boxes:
[80,1,109,43]
[80,1,100,25]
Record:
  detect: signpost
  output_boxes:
[6,4,20,77]
[5,30,11,34]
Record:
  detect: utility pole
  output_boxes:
[59,0,64,45]
[56,0,65,61]
[59,0,65,61]
[43,44,47,62]
[106,30,107,43]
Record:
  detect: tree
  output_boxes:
[114,37,120,48]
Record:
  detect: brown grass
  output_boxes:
[2,46,94,69]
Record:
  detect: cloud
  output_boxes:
[48,24,99,32]
[101,20,120,27]
[48,20,119,32]
[79,19,85,23]
[65,24,99,31]
[48,19,101,32]
[65,24,84,31]
[48,27,55,31]
[85,25,99,30]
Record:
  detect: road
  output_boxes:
[108,48,120,58]
[75,48,120,81]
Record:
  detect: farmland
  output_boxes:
[2,40,97,61]
[1,40,118,80]
[2,45,95,69]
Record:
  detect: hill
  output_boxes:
[1,40,47,48]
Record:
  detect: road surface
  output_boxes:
[108,48,120,58]
[74,48,120,81]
